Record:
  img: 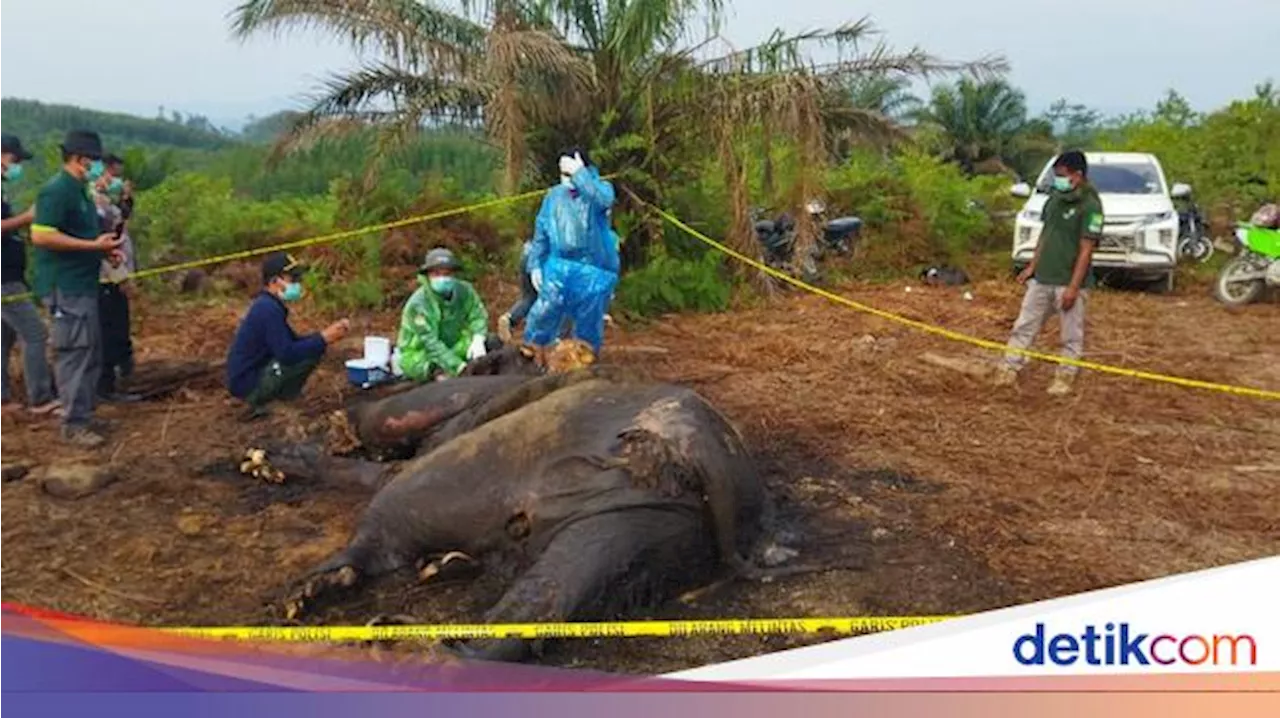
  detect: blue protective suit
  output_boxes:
[522,166,620,354]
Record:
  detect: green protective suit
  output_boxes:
[396,277,490,380]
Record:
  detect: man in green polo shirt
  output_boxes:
[994,150,1103,396]
[31,129,125,448]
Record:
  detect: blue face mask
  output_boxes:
[1052,176,1073,192]
[429,276,456,295]
[4,164,23,182]
[86,160,105,181]
[108,177,123,194]
[281,282,303,302]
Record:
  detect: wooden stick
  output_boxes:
[159,402,175,446]
[609,345,671,355]
[61,567,166,605]
[108,439,128,466]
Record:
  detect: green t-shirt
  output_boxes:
[31,169,105,297]
[1034,183,1104,288]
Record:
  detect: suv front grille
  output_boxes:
[1097,234,1136,251]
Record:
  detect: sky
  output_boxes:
[1,0,1276,131]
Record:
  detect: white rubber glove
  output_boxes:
[531,268,543,293]
[559,152,584,178]
[467,334,488,361]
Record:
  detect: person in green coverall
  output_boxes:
[396,248,495,381]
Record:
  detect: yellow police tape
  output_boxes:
[0,183,562,306]
[154,616,954,643]
[644,201,1280,402]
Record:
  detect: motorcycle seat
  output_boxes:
[825,217,863,235]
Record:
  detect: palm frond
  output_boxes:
[267,63,486,162]
[229,0,486,71]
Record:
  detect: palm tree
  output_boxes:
[911,78,1031,176]
[817,72,922,163]
[229,1,1004,267]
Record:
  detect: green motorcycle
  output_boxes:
[1213,223,1280,306]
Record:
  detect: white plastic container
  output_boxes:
[390,347,403,377]
[364,336,391,368]
[346,358,390,388]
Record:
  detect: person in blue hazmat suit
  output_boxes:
[498,239,585,343]
[522,148,618,358]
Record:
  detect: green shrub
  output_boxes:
[614,249,732,318]
[131,172,337,265]
[824,147,1012,268]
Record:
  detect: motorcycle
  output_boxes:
[1212,223,1280,306]
[1176,201,1214,263]
[753,200,863,282]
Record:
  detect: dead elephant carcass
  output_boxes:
[287,367,767,662]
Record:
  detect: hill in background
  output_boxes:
[1,97,238,152]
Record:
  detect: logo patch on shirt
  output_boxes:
[1087,212,1103,233]
[1063,208,1077,220]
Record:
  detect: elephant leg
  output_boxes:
[239,442,393,491]
[281,529,410,622]
[448,505,717,662]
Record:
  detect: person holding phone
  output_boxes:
[30,130,125,447]
[93,158,139,401]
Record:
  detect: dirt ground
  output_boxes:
[2,264,1277,675]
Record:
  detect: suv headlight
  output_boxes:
[1136,212,1176,248]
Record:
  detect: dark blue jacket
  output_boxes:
[225,291,327,398]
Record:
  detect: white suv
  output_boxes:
[1010,151,1190,292]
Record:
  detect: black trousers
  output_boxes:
[97,283,134,393]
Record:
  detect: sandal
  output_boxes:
[29,401,60,415]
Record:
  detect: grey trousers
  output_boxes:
[1002,279,1087,375]
[42,290,101,427]
[2,281,56,406]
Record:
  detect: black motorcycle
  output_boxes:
[1177,200,1214,263]
[753,200,863,281]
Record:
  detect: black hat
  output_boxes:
[1,133,33,161]
[60,130,104,160]
[261,251,306,283]
[1054,149,1088,176]
[558,145,593,169]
